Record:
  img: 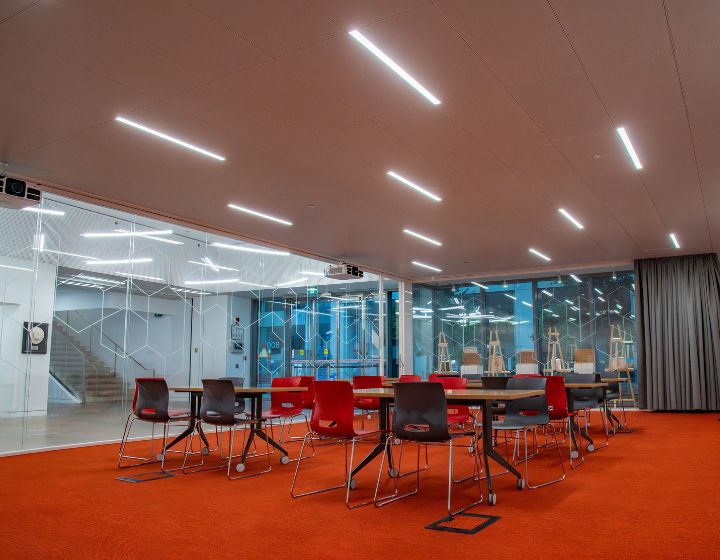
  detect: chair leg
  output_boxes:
[117,415,163,468]
[291,434,348,498]
[346,436,391,509]
[375,441,421,507]
[526,424,566,489]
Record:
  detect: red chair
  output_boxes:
[429,374,471,426]
[399,375,422,382]
[352,375,385,428]
[118,377,190,470]
[290,381,390,508]
[545,376,583,469]
[297,376,316,411]
[262,377,311,447]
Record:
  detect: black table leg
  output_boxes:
[248,394,292,458]
[163,393,201,452]
[350,398,394,477]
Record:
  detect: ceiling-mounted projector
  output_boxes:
[0,176,41,209]
[325,262,364,280]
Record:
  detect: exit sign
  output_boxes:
[307,286,318,296]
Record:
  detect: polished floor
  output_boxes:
[0,400,190,455]
[0,412,718,559]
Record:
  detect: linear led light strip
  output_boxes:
[669,233,680,249]
[227,204,293,226]
[82,229,173,238]
[115,272,166,282]
[188,260,238,272]
[23,207,65,216]
[558,208,584,229]
[115,116,225,161]
[85,258,153,265]
[570,274,582,282]
[387,171,442,202]
[616,127,643,170]
[348,30,441,105]
[114,229,183,245]
[212,242,290,256]
[33,248,99,260]
[528,248,551,262]
[403,228,441,246]
[411,260,442,272]
[471,282,488,289]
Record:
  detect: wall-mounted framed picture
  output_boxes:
[230,323,244,353]
[22,322,49,354]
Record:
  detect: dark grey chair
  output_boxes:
[491,377,565,489]
[118,378,190,471]
[377,382,483,517]
[182,379,269,480]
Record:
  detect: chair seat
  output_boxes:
[447,412,470,424]
[492,419,544,430]
[263,406,304,419]
[355,398,380,410]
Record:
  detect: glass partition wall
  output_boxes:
[412,272,637,394]
[0,193,394,454]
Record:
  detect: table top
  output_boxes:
[383,380,484,388]
[565,382,608,389]
[602,378,630,383]
[171,386,307,394]
[354,388,544,401]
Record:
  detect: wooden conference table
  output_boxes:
[167,386,307,465]
[352,387,543,505]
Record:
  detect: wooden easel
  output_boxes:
[544,327,568,374]
[607,324,636,404]
[487,329,507,374]
[437,331,452,373]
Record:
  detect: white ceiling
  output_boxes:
[1,0,717,280]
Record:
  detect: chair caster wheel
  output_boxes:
[280,455,290,465]
[236,463,246,473]
[468,446,475,454]
[388,468,399,478]
[201,447,210,456]
[348,478,357,490]
[156,453,164,462]
[570,450,579,460]
[393,438,401,445]
[517,478,526,490]
[587,444,595,452]
[488,493,497,506]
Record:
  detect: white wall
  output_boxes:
[0,256,57,415]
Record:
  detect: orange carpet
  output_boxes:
[1,412,719,559]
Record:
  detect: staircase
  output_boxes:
[50,322,128,403]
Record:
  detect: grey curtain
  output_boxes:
[635,253,720,410]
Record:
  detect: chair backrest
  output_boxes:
[200,379,238,425]
[270,376,302,410]
[296,376,315,408]
[352,375,385,389]
[393,382,450,442]
[311,381,357,438]
[399,375,422,382]
[562,372,599,408]
[505,377,549,424]
[545,376,568,419]
[225,376,246,409]
[429,373,466,390]
[134,378,170,421]
[481,376,510,391]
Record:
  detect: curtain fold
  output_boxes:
[635,253,720,410]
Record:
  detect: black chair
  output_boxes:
[225,376,246,413]
[118,378,190,471]
[491,377,565,489]
[482,376,510,417]
[376,382,483,517]
[563,373,609,451]
[182,379,269,480]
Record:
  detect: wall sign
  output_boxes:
[22,322,49,354]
